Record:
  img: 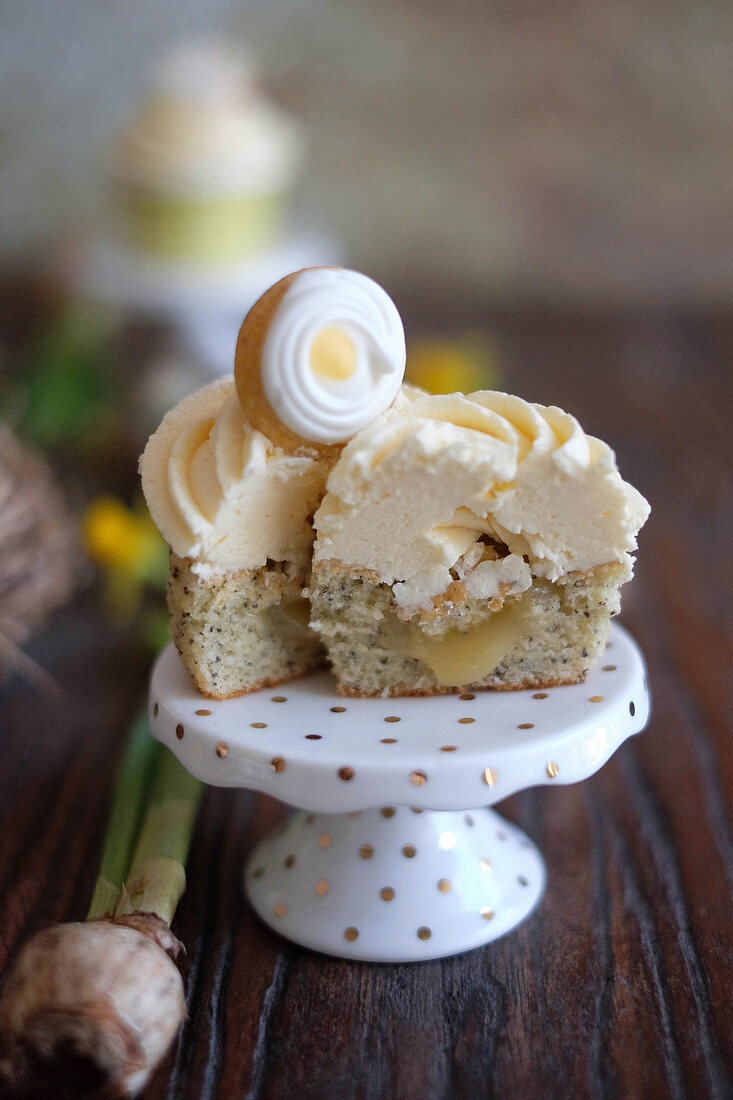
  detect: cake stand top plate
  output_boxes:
[148,622,649,812]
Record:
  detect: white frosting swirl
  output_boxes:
[313,391,650,610]
[111,44,303,197]
[140,378,333,577]
[261,268,406,444]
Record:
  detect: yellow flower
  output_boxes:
[85,498,145,570]
[83,496,168,617]
[406,333,502,396]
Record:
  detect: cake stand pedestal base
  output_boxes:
[245,805,546,962]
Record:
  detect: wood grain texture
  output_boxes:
[1,307,731,1099]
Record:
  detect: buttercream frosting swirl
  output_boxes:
[313,390,650,610]
[140,377,332,577]
[111,45,303,196]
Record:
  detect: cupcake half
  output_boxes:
[140,377,333,698]
[140,266,407,698]
[308,391,650,697]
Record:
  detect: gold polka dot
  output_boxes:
[384,716,401,723]
[359,844,374,859]
[402,844,417,858]
[344,926,359,942]
[417,926,432,940]
[271,756,286,772]
[318,833,331,848]
[480,906,494,921]
[315,879,330,896]
[532,692,548,699]
[176,723,184,740]
[458,717,475,724]
[381,807,395,818]
[483,767,498,787]
[330,706,346,713]
[411,808,423,814]
[251,722,267,729]
[216,742,228,758]
[274,903,287,918]
[440,745,457,752]
[480,858,492,872]
[602,665,617,672]
[153,702,159,717]
[381,738,397,744]
[306,734,321,740]
[284,855,295,868]
[517,722,534,730]
[589,695,605,703]
[410,770,427,786]
[460,693,475,701]
[546,761,559,778]
[271,696,287,703]
[339,766,355,781]
[380,887,395,901]
[305,813,315,824]
[196,708,212,716]
[437,878,451,893]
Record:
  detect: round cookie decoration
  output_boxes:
[235,268,406,450]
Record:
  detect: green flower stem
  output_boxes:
[115,743,203,927]
[86,716,158,921]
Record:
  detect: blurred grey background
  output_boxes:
[1,0,731,305]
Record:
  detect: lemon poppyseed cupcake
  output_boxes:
[110,43,304,263]
[140,267,407,697]
[142,264,649,700]
[309,391,650,697]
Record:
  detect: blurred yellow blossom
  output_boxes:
[405,333,502,395]
[83,496,168,617]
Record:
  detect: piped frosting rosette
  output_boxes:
[313,390,651,611]
[139,378,333,578]
[235,267,406,451]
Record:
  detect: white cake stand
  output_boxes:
[148,623,649,962]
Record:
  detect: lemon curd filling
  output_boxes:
[380,594,537,687]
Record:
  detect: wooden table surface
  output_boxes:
[1,306,731,1099]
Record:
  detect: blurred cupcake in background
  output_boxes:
[108,41,305,264]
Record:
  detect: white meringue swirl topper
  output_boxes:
[260,268,406,444]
